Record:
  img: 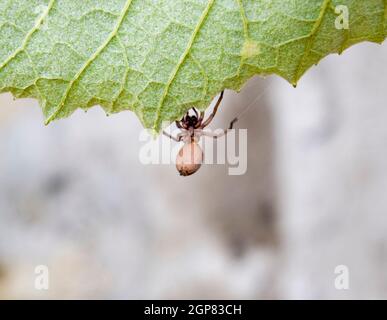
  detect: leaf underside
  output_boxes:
[0,0,386,133]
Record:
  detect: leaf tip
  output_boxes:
[44,114,55,126]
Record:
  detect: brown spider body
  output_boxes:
[163,91,237,176]
[176,141,203,176]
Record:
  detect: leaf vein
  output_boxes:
[293,0,331,84]
[0,0,56,72]
[152,0,215,131]
[45,0,134,124]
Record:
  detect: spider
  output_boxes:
[163,91,238,176]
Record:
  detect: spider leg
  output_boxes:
[201,117,238,139]
[201,90,224,128]
[194,111,205,129]
[193,108,199,117]
[163,131,182,142]
[199,111,205,122]
[176,121,183,129]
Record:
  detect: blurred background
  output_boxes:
[0,41,386,299]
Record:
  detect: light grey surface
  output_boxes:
[272,42,387,299]
[0,42,386,299]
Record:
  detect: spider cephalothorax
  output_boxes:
[163,91,238,176]
[180,111,201,129]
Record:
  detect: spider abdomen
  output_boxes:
[176,142,203,176]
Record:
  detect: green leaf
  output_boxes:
[0,0,386,133]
